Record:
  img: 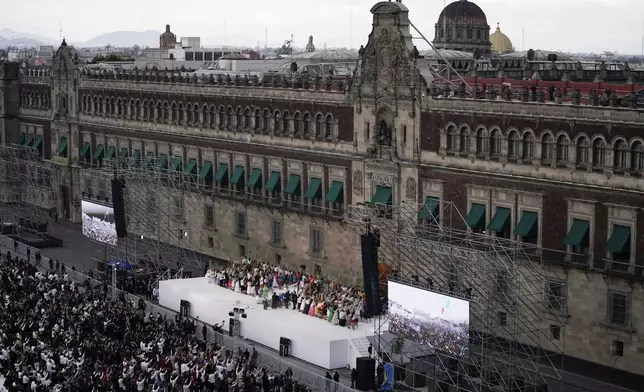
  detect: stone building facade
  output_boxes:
[2,0,644,384]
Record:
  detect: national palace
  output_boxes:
[2,0,644,383]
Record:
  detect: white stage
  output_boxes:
[159,277,378,369]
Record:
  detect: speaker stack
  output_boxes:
[360,230,382,317]
[111,178,127,238]
[355,357,376,391]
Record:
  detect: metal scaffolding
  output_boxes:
[82,154,219,278]
[0,145,57,239]
[345,201,566,392]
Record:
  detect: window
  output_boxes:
[556,135,569,163]
[608,291,629,327]
[207,236,214,248]
[271,220,283,246]
[490,130,501,158]
[402,125,407,145]
[522,133,535,160]
[631,141,644,172]
[592,139,606,167]
[475,128,487,156]
[310,227,323,256]
[508,131,519,159]
[545,280,566,312]
[576,137,590,166]
[495,272,510,297]
[239,244,246,257]
[612,340,624,357]
[541,134,554,161]
[235,211,246,237]
[459,127,469,153]
[549,325,561,340]
[614,140,627,170]
[204,205,214,227]
[497,311,507,326]
[365,121,370,140]
[446,126,457,151]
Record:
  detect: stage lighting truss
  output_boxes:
[0,145,58,240]
[80,155,218,278]
[345,201,566,392]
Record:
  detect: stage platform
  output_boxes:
[159,277,378,370]
[7,232,63,249]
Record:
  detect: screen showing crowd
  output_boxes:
[388,281,470,357]
[81,200,118,246]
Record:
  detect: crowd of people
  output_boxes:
[82,213,118,246]
[0,248,328,392]
[205,259,368,329]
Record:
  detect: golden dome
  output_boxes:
[490,23,514,53]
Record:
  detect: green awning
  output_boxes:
[79,142,90,157]
[183,159,197,175]
[33,135,43,149]
[230,165,245,185]
[132,150,141,161]
[119,148,128,158]
[214,163,229,182]
[25,135,34,147]
[157,155,168,169]
[419,197,440,220]
[199,161,213,179]
[514,211,538,238]
[92,145,104,161]
[19,134,26,145]
[171,157,182,171]
[304,178,322,199]
[466,203,486,229]
[265,171,281,192]
[284,175,301,195]
[370,186,392,205]
[563,219,589,247]
[247,168,263,189]
[144,152,154,167]
[106,146,116,159]
[605,225,631,254]
[487,207,511,232]
[57,137,68,154]
[326,181,344,203]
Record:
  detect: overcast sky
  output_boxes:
[4,0,643,54]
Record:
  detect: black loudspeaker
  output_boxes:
[360,232,382,317]
[179,300,191,317]
[111,178,127,238]
[229,318,235,337]
[355,357,375,391]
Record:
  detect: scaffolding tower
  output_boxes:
[0,145,57,239]
[82,153,221,278]
[345,201,566,392]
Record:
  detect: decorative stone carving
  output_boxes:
[353,170,363,196]
[405,177,416,199]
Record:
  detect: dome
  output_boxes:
[162,24,175,38]
[490,23,513,53]
[438,0,488,26]
[293,49,358,62]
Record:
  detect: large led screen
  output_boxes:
[81,200,117,246]
[388,281,470,357]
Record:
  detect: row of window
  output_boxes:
[79,96,337,140]
[19,90,50,110]
[445,127,644,173]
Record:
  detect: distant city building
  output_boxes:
[433,0,491,54]
[489,23,513,54]
[159,24,178,51]
[305,36,316,53]
[181,37,201,49]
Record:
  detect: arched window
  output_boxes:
[459,127,470,153]
[178,103,185,123]
[592,139,606,167]
[293,113,302,136]
[254,110,261,130]
[227,107,234,127]
[315,114,323,138]
[81,96,87,113]
[209,106,216,127]
[163,102,170,121]
[171,103,178,122]
[135,100,141,119]
[631,141,644,172]
[98,97,104,115]
[143,101,149,120]
[446,126,457,151]
[237,108,244,129]
[325,115,333,139]
[303,113,311,136]
[274,111,282,132]
[508,130,519,158]
[186,104,193,123]
[475,128,487,156]
[556,135,569,163]
[541,134,554,161]
[264,110,271,132]
[576,137,589,166]
[522,133,535,159]
[218,107,225,126]
[244,108,251,129]
[116,99,122,117]
[110,98,116,116]
[490,130,501,157]
[613,140,627,169]
[282,111,291,133]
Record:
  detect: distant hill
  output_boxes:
[79,31,160,48]
[0,28,53,47]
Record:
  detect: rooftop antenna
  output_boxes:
[265,27,267,49]
[522,27,525,51]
